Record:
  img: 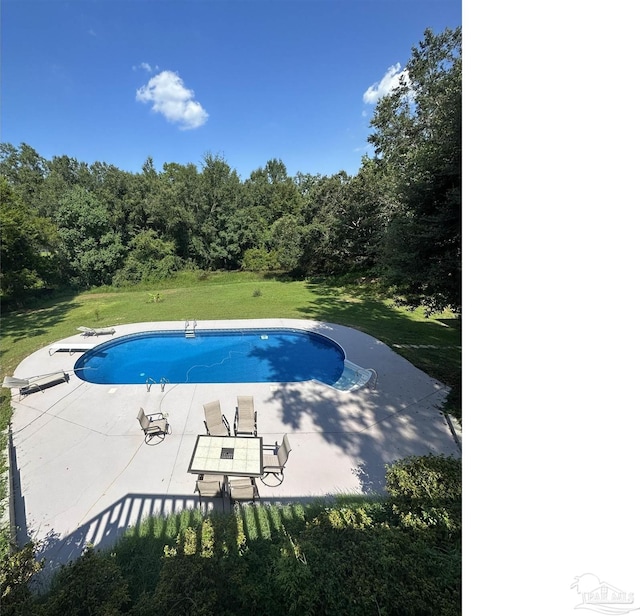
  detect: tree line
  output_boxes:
[1,28,460,314]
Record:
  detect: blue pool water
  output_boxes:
[74,329,348,387]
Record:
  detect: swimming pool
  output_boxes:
[74,328,370,390]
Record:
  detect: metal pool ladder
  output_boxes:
[185,319,197,338]
[146,377,169,392]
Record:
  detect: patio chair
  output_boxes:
[137,407,169,444]
[260,434,292,486]
[234,396,257,436]
[77,326,116,336]
[228,476,259,503]
[203,400,231,436]
[195,474,227,512]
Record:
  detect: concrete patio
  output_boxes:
[7,318,460,574]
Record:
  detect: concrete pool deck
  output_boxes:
[8,319,460,572]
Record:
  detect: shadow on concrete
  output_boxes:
[268,378,451,495]
[23,491,221,584]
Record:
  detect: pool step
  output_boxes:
[185,329,196,338]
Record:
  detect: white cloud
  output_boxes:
[362,63,408,104]
[136,70,208,130]
[133,62,158,73]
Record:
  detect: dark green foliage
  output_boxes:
[54,186,126,287]
[0,542,44,615]
[241,247,280,272]
[300,523,460,615]
[40,547,129,615]
[112,230,182,286]
[6,456,460,615]
[0,178,61,298]
[369,27,462,313]
[385,454,462,549]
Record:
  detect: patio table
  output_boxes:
[188,435,263,477]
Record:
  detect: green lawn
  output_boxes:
[1,271,461,417]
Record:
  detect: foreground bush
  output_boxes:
[3,455,461,615]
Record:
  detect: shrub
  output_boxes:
[241,248,280,272]
[0,542,44,615]
[385,454,462,547]
[41,547,129,615]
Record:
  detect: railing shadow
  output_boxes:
[22,490,348,589]
[23,491,218,585]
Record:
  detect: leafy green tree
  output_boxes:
[270,214,303,271]
[243,160,304,249]
[55,186,126,287]
[140,162,199,260]
[90,162,138,243]
[0,143,47,209]
[337,157,397,271]
[369,27,462,313]
[296,172,350,274]
[113,229,181,285]
[0,178,60,297]
[38,155,80,214]
[131,156,159,232]
[196,153,250,269]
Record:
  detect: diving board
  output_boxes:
[48,342,97,356]
[3,371,70,398]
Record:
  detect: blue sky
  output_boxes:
[1,0,461,180]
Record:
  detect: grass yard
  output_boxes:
[0,271,461,417]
